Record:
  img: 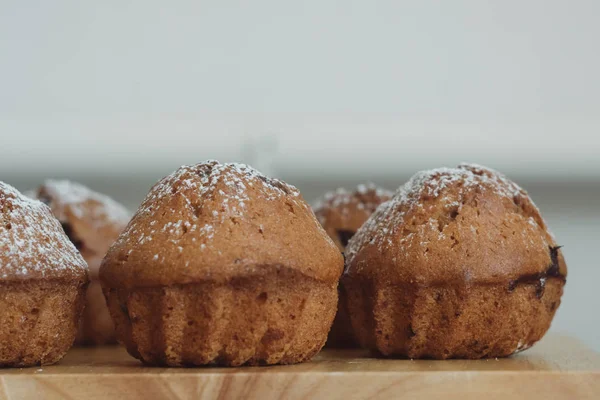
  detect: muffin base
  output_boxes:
[0,279,87,367]
[103,269,338,366]
[75,280,117,346]
[343,276,564,359]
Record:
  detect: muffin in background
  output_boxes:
[344,164,567,359]
[100,161,343,366]
[0,182,88,367]
[313,183,392,348]
[313,183,393,252]
[34,180,130,345]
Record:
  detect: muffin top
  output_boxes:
[35,180,130,279]
[346,164,567,285]
[0,182,88,282]
[313,183,392,251]
[101,161,343,288]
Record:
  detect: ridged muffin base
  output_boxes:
[0,279,87,367]
[104,269,338,366]
[343,277,564,359]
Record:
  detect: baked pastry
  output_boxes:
[313,183,392,348]
[0,182,88,367]
[314,183,393,252]
[35,180,130,345]
[100,161,343,366]
[344,164,567,359]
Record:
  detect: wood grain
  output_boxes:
[0,334,598,400]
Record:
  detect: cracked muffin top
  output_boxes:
[100,161,343,289]
[34,180,130,279]
[0,181,88,282]
[345,163,567,286]
[313,183,392,251]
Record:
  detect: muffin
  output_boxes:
[0,182,88,367]
[314,183,393,252]
[313,183,392,348]
[34,180,130,345]
[344,164,567,359]
[100,161,343,366]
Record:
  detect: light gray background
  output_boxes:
[1,1,598,350]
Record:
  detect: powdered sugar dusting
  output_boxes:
[313,183,393,225]
[346,164,527,262]
[37,180,130,228]
[0,182,88,279]
[117,161,305,257]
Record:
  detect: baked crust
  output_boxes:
[313,183,392,348]
[35,180,130,280]
[344,278,564,359]
[101,161,342,288]
[35,180,130,346]
[314,183,392,251]
[100,161,343,365]
[0,182,88,366]
[104,266,337,366]
[0,280,87,367]
[0,182,88,282]
[344,164,567,358]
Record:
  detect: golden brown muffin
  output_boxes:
[100,161,343,366]
[313,183,392,348]
[344,163,567,359]
[0,182,89,367]
[35,180,130,346]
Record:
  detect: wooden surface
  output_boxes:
[0,334,598,400]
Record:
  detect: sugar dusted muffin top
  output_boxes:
[35,180,130,279]
[101,161,342,288]
[0,182,88,281]
[346,163,567,285]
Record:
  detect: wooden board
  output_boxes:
[0,334,598,400]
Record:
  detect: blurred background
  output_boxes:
[1,1,598,350]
